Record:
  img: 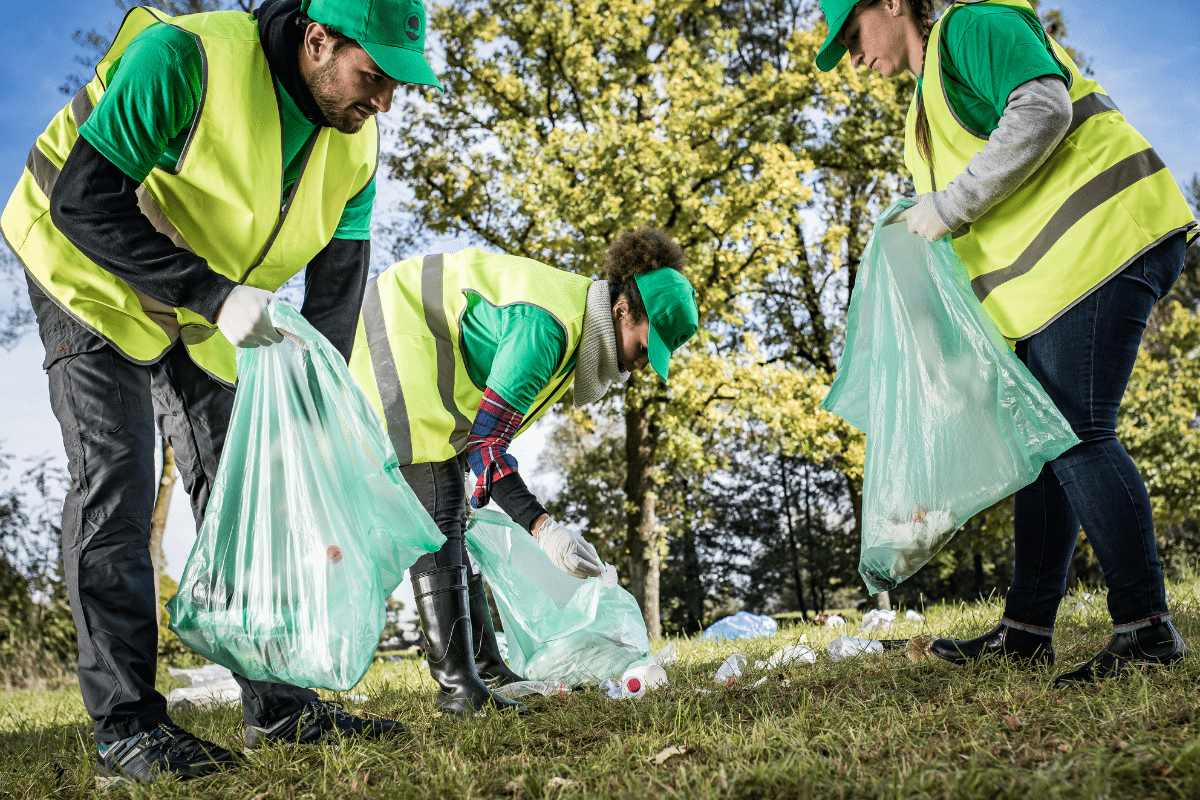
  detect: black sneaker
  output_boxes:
[244,699,407,752]
[95,722,239,787]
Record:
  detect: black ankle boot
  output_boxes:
[1054,619,1186,688]
[468,574,525,688]
[412,566,528,717]
[929,622,1055,665]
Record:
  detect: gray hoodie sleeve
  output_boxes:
[931,75,1073,233]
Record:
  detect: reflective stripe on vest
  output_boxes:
[903,0,1198,340]
[350,249,592,466]
[1,6,378,385]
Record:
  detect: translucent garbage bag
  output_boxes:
[821,201,1079,595]
[463,509,652,686]
[699,611,778,641]
[167,303,445,691]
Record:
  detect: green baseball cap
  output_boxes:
[815,0,860,72]
[301,0,443,91]
[633,269,698,383]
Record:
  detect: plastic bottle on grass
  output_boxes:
[714,653,747,685]
[621,663,667,697]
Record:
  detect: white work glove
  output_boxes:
[898,194,953,242]
[216,286,284,348]
[534,517,603,579]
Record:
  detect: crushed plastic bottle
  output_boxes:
[621,663,668,698]
[827,636,885,661]
[905,609,925,621]
[600,678,626,700]
[859,609,896,632]
[754,644,817,670]
[492,680,572,700]
[714,653,747,685]
[825,615,846,628]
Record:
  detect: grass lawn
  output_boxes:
[2,580,1199,799]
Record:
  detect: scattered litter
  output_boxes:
[601,678,625,700]
[754,644,817,669]
[906,635,936,664]
[827,636,885,661]
[751,676,769,688]
[165,664,241,710]
[1002,714,1022,732]
[653,643,678,667]
[700,611,777,641]
[1071,602,1086,613]
[714,653,747,684]
[905,609,924,621]
[653,746,685,765]
[493,680,572,700]
[1083,592,1094,602]
[546,775,579,790]
[345,693,367,703]
[621,664,668,697]
[694,688,713,695]
[813,613,847,628]
[859,609,896,632]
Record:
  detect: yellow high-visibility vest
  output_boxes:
[1,6,377,385]
[350,249,592,466]
[904,0,1197,340]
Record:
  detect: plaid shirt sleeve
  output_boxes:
[466,387,525,509]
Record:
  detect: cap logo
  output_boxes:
[405,13,421,41]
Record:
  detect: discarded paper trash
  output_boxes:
[700,611,777,641]
[859,609,896,632]
[905,609,925,621]
[906,635,937,663]
[813,613,847,628]
[827,636,885,661]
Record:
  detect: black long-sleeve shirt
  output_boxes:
[48,0,368,362]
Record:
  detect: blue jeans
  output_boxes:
[1002,233,1188,634]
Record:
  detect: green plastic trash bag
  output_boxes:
[821,201,1079,595]
[464,509,652,686]
[167,303,445,691]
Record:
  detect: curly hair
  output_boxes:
[603,228,687,322]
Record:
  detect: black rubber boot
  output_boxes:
[412,566,528,717]
[929,622,1055,666]
[1054,619,1186,688]
[468,573,525,688]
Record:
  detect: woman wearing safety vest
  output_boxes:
[816,0,1197,686]
[349,229,698,715]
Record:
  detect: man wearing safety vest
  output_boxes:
[816,0,1197,685]
[1,0,442,785]
[350,229,699,715]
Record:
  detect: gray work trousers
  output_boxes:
[28,277,317,742]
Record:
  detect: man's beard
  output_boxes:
[307,49,364,134]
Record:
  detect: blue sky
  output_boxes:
[1,0,1198,585]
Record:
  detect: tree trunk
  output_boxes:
[781,456,810,619]
[150,439,176,615]
[624,404,661,640]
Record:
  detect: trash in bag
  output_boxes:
[464,509,652,686]
[700,611,778,641]
[167,303,445,691]
[821,201,1080,594]
[859,609,896,632]
[827,636,885,661]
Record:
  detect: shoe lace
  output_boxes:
[304,699,361,733]
[152,722,222,760]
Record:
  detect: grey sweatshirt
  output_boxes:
[930,75,1074,232]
